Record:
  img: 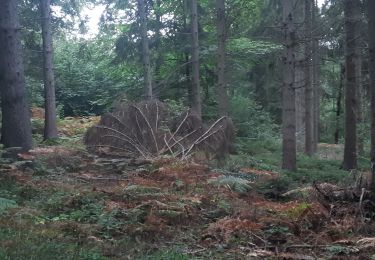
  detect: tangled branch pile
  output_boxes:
[84,100,234,160]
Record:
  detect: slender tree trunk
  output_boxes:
[282,0,297,171]
[356,40,364,155]
[0,0,33,151]
[154,0,163,91]
[368,0,375,191]
[295,58,305,151]
[334,64,344,144]
[355,8,364,155]
[137,0,153,99]
[312,0,319,153]
[40,0,58,140]
[182,3,192,106]
[342,0,360,170]
[190,0,202,118]
[216,0,229,116]
[305,0,314,156]
[294,0,305,152]
[185,52,192,104]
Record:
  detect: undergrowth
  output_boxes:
[0,118,373,259]
[227,138,361,194]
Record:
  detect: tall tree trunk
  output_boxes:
[368,0,375,191]
[182,2,192,106]
[356,60,364,155]
[304,0,314,156]
[185,52,192,105]
[312,0,319,153]
[216,0,229,116]
[40,0,58,140]
[342,0,360,170]
[153,0,163,92]
[190,0,202,118]
[355,8,364,155]
[282,0,297,171]
[294,0,305,152]
[0,0,33,151]
[137,0,153,99]
[334,64,344,144]
[295,59,305,151]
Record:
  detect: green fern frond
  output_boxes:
[0,198,17,213]
[209,176,252,194]
[123,185,165,198]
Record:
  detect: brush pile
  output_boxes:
[84,100,235,160]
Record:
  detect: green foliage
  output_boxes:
[286,202,310,219]
[26,76,44,107]
[294,155,349,183]
[228,38,282,56]
[142,249,192,260]
[0,178,24,203]
[265,225,290,236]
[31,118,44,135]
[224,154,276,172]
[0,198,17,214]
[123,185,164,199]
[326,245,351,256]
[236,138,281,156]
[164,99,187,119]
[54,38,130,116]
[230,95,278,140]
[0,226,107,260]
[258,155,350,196]
[209,176,252,194]
[259,174,294,196]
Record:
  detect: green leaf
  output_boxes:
[0,198,17,213]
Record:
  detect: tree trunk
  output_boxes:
[282,0,297,171]
[342,0,360,170]
[40,0,58,140]
[356,63,364,155]
[190,0,202,118]
[356,38,364,155]
[137,0,153,99]
[295,59,305,151]
[216,0,229,116]
[304,0,314,156]
[312,0,319,153]
[153,0,163,92]
[182,2,192,106]
[368,0,375,191]
[295,0,305,152]
[0,0,33,151]
[354,7,364,155]
[334,64,344,144]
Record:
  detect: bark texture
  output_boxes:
[312,0,319,153]
[334,64,344,144]
[342,0,360,170]
[356,31,364,155]
[216,0,229,116]
[304,0,314,156]
[295,0,305,152]
[41,0,58,139]
[190,0,202,118]
[282,0,297,171]
[137,0,153,99]
[0,0,33,151]
[368,0,375,190]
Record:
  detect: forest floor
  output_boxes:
[0,116,374,259]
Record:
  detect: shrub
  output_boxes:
[230,95,278,140]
